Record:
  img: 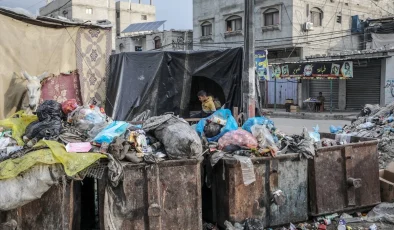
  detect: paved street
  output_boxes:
[270,118,351,135]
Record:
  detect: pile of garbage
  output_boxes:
[330,102,394,168]
[196,109,319,162]
[0,99,202,210]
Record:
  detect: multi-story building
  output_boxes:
[193,0,394,62]
[39,0,156,49]
[116,29,193,53]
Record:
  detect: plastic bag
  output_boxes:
[24,119,62,140]
[36,100,63,121]
[233,155,256,186]
[0,164,63,211]
[204,121,223,138]
[61,99,79,115]
[357,122,375,130]
[251,125,279,155]
[0,140,106,179]
[143,114,202,159]
[0,111,38,146]
[218,129,258,150]
[330,125,343,134]
[69,105,107,132]
[93,121,130,144]
[242,116,275,133]
[196,109,238,142]
[309,125,320,142]
[366,202,394,224]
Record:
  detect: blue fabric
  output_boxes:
[242,117,275,133]
[195,109,238,142]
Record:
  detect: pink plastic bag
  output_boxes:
[218,129,258,150]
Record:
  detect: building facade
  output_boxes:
[116,30,193,53]
[193,0,394,62]
[40,0,156,49]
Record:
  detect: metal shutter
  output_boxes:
[346,59,381,110]
[308,79,339,110]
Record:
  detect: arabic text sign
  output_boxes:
[272,61,353,79]
[255,50,269,80]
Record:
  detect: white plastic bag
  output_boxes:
[0,164,63,211]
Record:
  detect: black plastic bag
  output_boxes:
[25,119,62,140]
[36,100,63,121]
[204,121,223,138]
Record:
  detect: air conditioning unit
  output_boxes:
[304,22,314,31]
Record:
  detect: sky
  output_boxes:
[0,0,193,30]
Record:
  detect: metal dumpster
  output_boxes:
[99,159,202,230]
[0,180,81,230]
[309,133,380,216]
[211,154,308,228]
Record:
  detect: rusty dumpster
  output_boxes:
[309,133,380,216]
[99,158,202,230]
[0,180,81,230]
[210,153,308,228]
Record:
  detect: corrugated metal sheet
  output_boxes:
[266,79,298,105]
[308,79,339,110]
[346,59,381,110]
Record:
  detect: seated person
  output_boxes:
[191,90,217,118]
[315,92,325,112]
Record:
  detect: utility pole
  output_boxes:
[242,0,255,119]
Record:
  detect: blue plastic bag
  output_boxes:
[329,125,343,134]
[242,117,275,133]
[309,125,320,142]
[93,121,130,144]
[196,109,238,142]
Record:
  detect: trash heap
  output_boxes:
[0,99,202,211]
[196,109,318,162]
[332,102,394,168]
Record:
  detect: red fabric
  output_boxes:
[40,70,83,106]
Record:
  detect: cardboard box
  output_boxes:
[290,105,300,113]
[380,162,394,202]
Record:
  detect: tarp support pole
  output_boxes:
[330,79,333,114]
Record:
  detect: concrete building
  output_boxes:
[40,0,156,49]
[193,0,394,62]
[116,30,193,53]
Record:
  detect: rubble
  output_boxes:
[338,101,394,168]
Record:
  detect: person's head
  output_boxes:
[319,92,322,96]
[197,90,208,102]
[345,62,350,69]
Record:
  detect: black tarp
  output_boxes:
[106,48,243,121]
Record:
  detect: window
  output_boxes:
[264,8,280,26]
[310,7,323,27]
[226,16,242,32]
[154,36,161,49]
[86,8,93,15]
[336,15,342,23]
[141,15,147,20]
[201,21,212,36]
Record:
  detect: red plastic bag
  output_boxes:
[61,99,79,115]
[218,129,258,150]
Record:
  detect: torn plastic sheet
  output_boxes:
[233,155,256,186]
[0,164,64,211]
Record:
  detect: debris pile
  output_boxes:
[334,102,394,168]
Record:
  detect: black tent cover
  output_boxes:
[106,48,244,121]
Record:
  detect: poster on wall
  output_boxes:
[255,50,269,81]
[272,61,353,79]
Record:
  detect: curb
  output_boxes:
[267,111,357,121]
